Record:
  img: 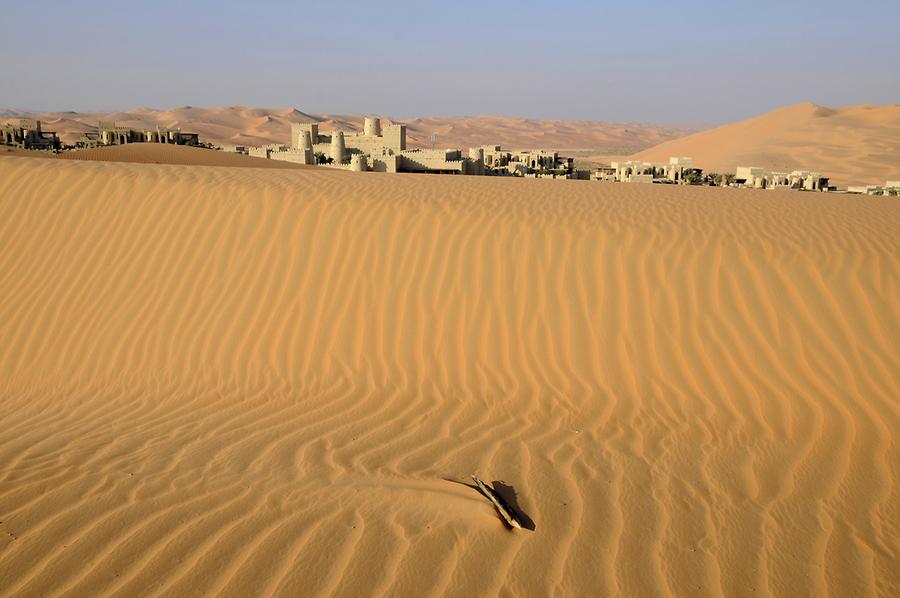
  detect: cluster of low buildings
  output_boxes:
[0,119,200,151]
[77,121,199,148]
[847,181,900,196]
[589,159,839,192]
[732,166,831,191]
[591,157,701,184]
[246,117,577,178]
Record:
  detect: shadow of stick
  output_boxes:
[443,477,536,532]
[491,480,536,531]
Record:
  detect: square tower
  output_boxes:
[382,124,406,152]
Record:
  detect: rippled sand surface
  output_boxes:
[1,155,897,597]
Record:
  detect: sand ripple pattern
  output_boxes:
[0,157,898,597]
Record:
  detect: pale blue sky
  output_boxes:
[1,0,897,124]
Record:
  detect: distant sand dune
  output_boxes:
[1,106,693,152]
[0,156,898,597]
[632,102,900,187]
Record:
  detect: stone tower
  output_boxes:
[299,130,314,165]
[350,154,367,172]
[364,117,382,137]
[330,130,346,163]
[468,147,485,175]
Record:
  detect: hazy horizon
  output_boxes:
[4,102,898,131]
[2,0,898,125]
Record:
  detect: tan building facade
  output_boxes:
[481,146,574,177]
[847,181,900,195]
[601,157,701,184]
[734,166,829,191]
[1,119,60,150]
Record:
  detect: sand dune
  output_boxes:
[0,146,53,159]
[56,143,309,169]
[0,156,898,597]
[0,144,310,169]
[1,106,693,153]
[631,103,900,187]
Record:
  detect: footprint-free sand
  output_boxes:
[1,154,897,596]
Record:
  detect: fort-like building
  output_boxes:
[253,116,576,177]
[254,117,470,174]
[1,119,60,151]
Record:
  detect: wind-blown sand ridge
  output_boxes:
[0,155,898,596]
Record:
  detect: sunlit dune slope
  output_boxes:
[57,143,309,169]
[0,157,898,597]
[631,103,900,187]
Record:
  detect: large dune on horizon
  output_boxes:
[0,155,898,596]
[1,106,692,153]
[631,103,900,187]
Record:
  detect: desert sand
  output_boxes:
[0,153,898,597]
[0,146,50,159]
[58,144,310,169]
[1,106,692,153]
[631,103,900,188]
[0,144,311,169]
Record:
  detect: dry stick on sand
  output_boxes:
[472,476,525,530]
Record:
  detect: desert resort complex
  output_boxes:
[238,116,900,194]
[3,116,899,194]
[246,117,576,178]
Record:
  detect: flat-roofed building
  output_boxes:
[480,146,575,177]
[610,157,702,184]
[735,166,829,190]
[847,185,882,195]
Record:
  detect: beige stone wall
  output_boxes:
[398,150,465,173]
